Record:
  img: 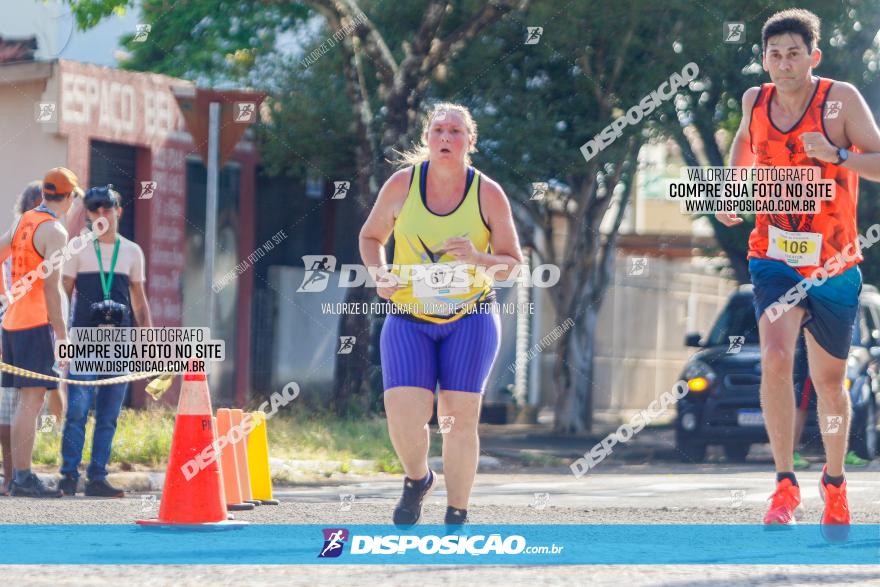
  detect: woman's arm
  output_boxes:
[358,169,411,299]
[446,177,524,280]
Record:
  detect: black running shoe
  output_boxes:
[392,470,435,526]
[84,479,125,498]
[10,474,62,498]
[444,506,468,525]
[59,475,78,496]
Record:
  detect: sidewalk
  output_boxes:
[17,422,680,493]
[478,422,680,463]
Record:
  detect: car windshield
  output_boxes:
[705,297,759,347]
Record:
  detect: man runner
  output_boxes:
[718,9,880,534]
[0,167,80,497]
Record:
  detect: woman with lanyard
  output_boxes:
[58,185,152,498]
[360,103,523,525]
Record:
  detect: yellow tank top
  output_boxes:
[390,161,493,324]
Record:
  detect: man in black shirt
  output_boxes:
[58,186,152,497]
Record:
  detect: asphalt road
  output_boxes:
[1,464,879,585]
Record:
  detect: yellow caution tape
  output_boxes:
[0,360,178,400]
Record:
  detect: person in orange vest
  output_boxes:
[0,181,44,495]
[0,168,80,497]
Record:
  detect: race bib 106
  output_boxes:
[766,225,822,267]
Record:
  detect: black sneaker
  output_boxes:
[10,474,62,498]
[444,506,468,525]
[59,475,78,496]
[392,470,435,526]
[84,479,125,498]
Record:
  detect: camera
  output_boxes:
[89,299,128,327]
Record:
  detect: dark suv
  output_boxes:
[675,284,880,463]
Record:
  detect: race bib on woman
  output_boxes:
[411,263,470,299]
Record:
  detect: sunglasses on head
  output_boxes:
[84,185,120,212]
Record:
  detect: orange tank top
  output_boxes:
[3,208,57,330]
[747,77,861,278]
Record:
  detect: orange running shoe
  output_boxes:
[763,478,804,525]
[819,465,850,542]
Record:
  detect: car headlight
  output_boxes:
[683,360,716,393]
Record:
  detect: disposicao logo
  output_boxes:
[318,528,349,558]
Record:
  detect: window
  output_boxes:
[706,296,760,347]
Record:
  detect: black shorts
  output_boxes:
[749,258,861,360]
[1,325,57,389]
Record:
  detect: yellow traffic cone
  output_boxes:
[247,411,279,505]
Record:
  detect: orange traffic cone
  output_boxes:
[229,408,261,506]
[137,368,246,527]
[216,410,255,512]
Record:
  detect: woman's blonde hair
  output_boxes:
[392,102,478,169]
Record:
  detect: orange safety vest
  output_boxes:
[3,209,57,330]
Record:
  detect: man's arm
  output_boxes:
[0,217,21,263]
[128,245,152,327]
[717,87,761,227]
[729,87,760,168]
[62,275,75,301]
[129,281,153,327]
[36,223,69,341]
[801,83,880,182]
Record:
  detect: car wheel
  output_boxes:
[850,397,877,461]
[675,437,707,463]
[723,443,750,462]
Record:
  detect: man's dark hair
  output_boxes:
[84,185,122,210]
[762,9,821,53]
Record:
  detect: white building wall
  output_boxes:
[0,66,69,230]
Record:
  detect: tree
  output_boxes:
[652,0,880,284]
[439,0,694,432]
[69,0,528,416]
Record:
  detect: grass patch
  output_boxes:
[517,450,568,468]
[33,408,175,467]
[32,408,407,474]
[267,412,404,473]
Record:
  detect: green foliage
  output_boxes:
[645,0,880,281]
[33,407,175,467]
[33,407,410,474]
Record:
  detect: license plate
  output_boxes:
[737,409,765,427]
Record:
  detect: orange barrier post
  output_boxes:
[229,408,260,506]
[215,411,255,512]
